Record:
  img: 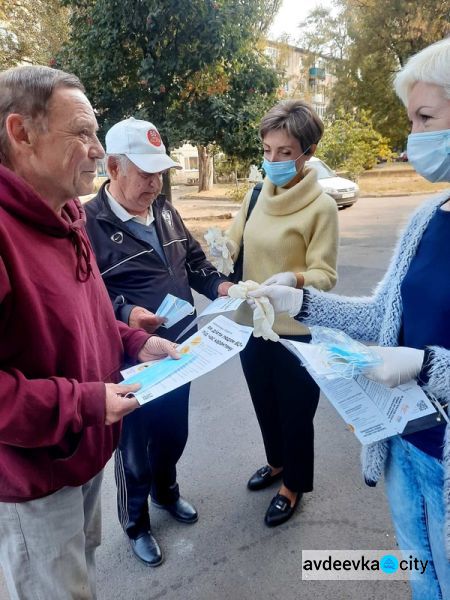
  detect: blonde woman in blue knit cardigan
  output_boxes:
[250,38,450,600]
[226,100,339,527]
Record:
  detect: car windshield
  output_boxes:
[308,160,335,179]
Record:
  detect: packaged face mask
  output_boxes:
[155,294,195,328]
[310,326,382,379]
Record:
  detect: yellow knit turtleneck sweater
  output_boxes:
[227,167,339,335]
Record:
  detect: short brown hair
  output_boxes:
[259,100,324,155]
[0,65,84,165]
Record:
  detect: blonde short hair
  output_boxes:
[394,37,450,106]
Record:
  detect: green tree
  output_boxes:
[297,0,450,149]
[0,0,69,69]
[171,52,280,189]
[316,110,392,179]
[58,0,281,193]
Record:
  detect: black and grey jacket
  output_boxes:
[84,183,228,341]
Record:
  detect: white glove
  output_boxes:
[137,337,181,363]
[247,285,303,317]
[363,346,425,388]
[262,272,297,287]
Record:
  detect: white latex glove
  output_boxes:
[229,280,279,341]
[363,346,425,388]
[248,285,304,317]
[137,337,181,362]
[262,272,297,287]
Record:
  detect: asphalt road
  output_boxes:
[1,193,436,600]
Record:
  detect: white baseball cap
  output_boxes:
[105,117,182,173]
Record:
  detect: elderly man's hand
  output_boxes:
[129,306,166,333]
[137,336,181,363]
[217,282,234,296]
[104,383,141,425]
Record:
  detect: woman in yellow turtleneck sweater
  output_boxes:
[227,100,339,527]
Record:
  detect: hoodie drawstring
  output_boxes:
[69,222,93,282]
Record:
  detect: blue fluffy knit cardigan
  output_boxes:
[300,190,450,555]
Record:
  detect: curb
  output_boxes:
[183,212,235,221]
[359,191,437,198]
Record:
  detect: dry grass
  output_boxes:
[180,165,450,200]
[358,170,449,196]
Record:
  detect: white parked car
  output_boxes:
[308,157,359,208]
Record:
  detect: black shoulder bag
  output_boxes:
[229,182,262,283]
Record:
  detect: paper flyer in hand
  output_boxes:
[121,315,252,405]
[175,296,245,340]
[280,339,437,445]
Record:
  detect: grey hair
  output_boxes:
[394,37,450,106]
[0,65,84,165]
[106,154,131,175]
[259,99,324,155]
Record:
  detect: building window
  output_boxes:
[185,156,199,170]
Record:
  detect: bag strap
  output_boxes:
[245,182,262,224]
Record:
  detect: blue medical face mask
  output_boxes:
[262,146,310,187]
[407,128,450,183]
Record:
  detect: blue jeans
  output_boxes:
[385,436,450,599]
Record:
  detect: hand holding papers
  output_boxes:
[280,330,438,445]
[175,295,245,340]
[122,315,252,405]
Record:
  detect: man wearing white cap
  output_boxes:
[85,118,232,566]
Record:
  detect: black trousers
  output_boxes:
[114,383,190,539]
[240,335,320,493]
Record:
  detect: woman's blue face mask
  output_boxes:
[407,128,450,183]
[262,146,311,187]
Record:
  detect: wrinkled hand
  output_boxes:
[217,281,234,296]
[363,346,425,388]
[262,272,297,287]
[129,306,166,333]
[247,285,304,317]
[104,383,141,425]
[137,336,181,363]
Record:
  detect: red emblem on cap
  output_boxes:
[147,128,162,147]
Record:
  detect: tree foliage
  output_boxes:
[0,0,69,69]
[316,110,393,179]
[58,0,280,167]
[297,0,450,149]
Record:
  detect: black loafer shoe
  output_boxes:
[264,493,301,527]
[129,532,163,567]
[152,497,198,524]
[247,465,283,491]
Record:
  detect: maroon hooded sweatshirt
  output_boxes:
[0,165,149,502]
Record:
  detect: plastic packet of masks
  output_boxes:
[155,294,195,328]
[309,326,383,379]
[204,227,234,276]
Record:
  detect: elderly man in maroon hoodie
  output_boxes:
[0,65,179,600]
